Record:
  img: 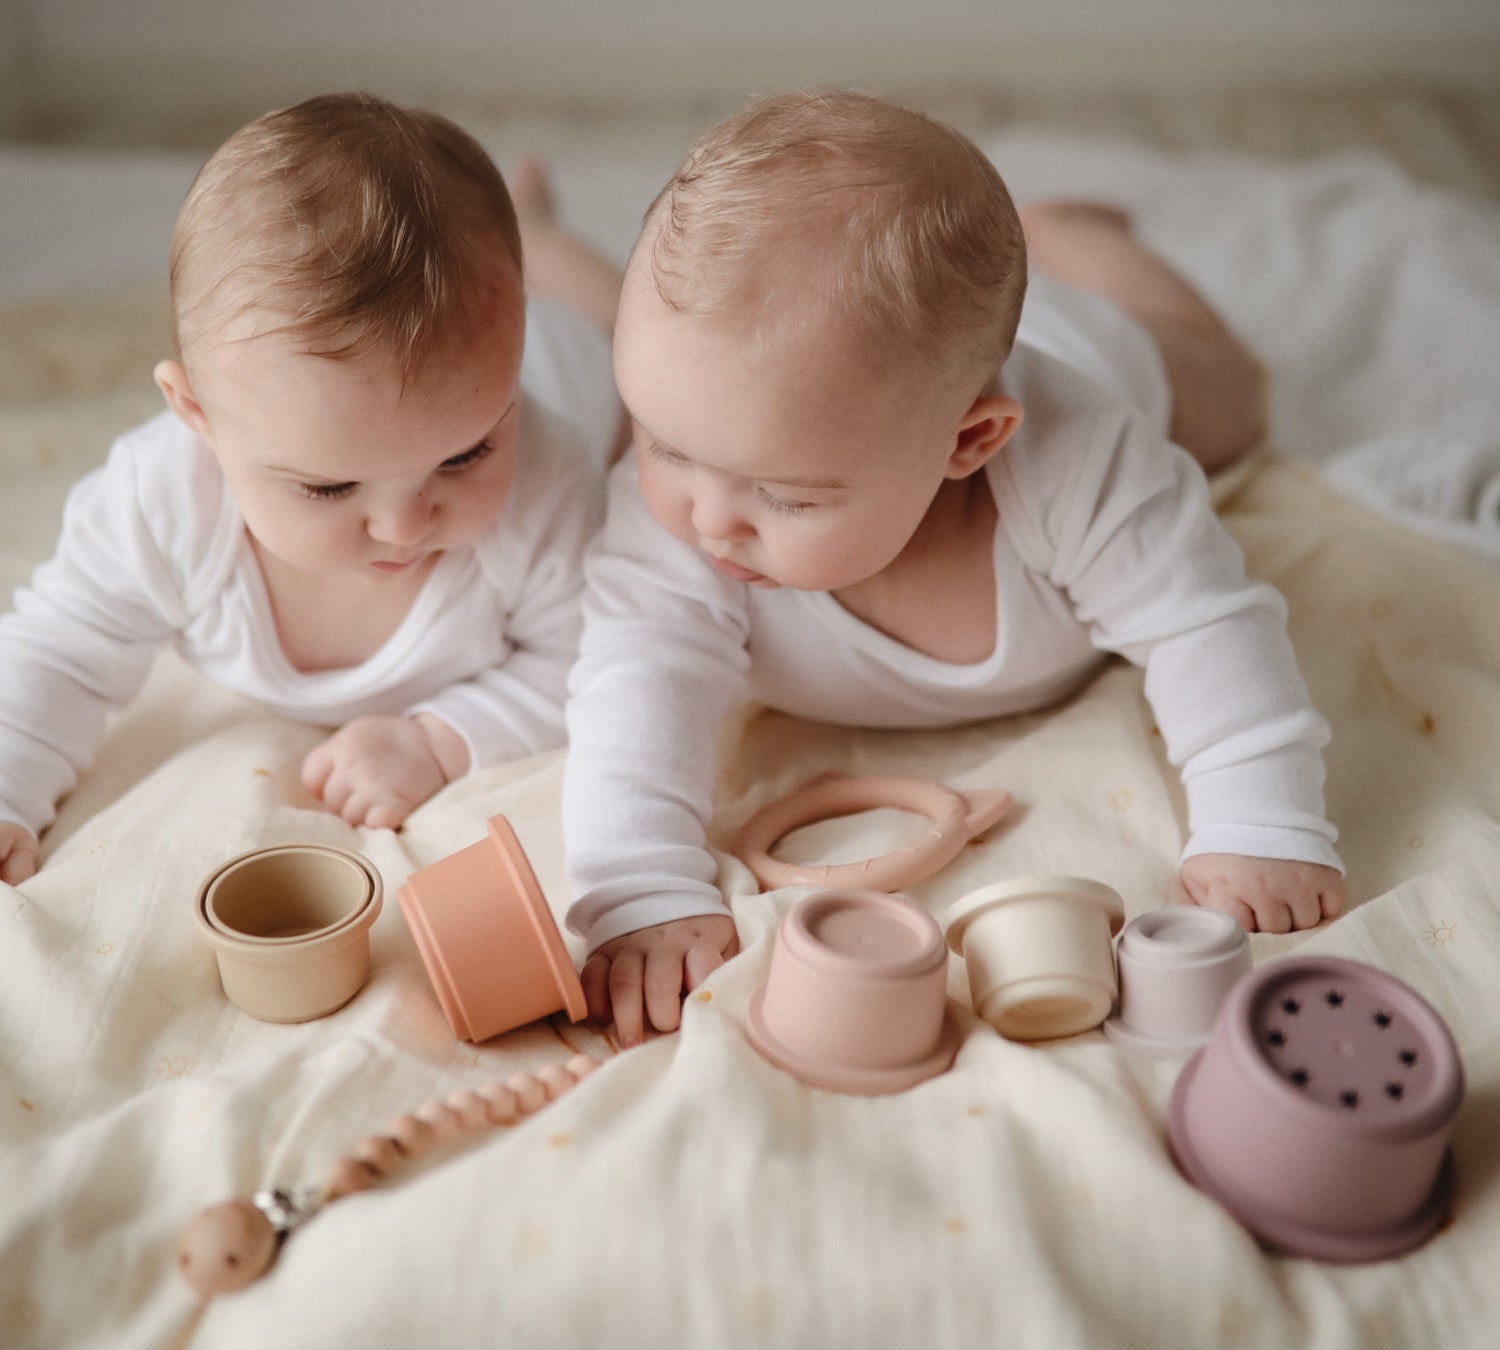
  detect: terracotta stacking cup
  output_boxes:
[1104,907,1253,1058]
[943,876,1126,1041]
[397,815,586,1043]
[745,890,959,1095]
[196,844,383,1023]
[1167,955,1464,1262]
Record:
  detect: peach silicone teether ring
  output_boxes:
[733,773,1012,893]
[177,1054,601,1296]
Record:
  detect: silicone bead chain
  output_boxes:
[178,1053,600,1296]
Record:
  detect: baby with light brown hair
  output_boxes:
[562,90,1344,1045]
[0,93,624,882]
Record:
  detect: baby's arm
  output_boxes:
[0,822,40,885]
[1024,405,1341,927]
[0,436,185,848]
[1180,853,1345,934]
[301,713,469,830]
[562,463,753,1043]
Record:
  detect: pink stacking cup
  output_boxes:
[746,890,959,1095]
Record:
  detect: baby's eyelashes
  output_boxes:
[299,480,357,500]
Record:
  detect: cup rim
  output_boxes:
[196,845,379,949]
[482,816,588,1022]
[779,889,949,982]
[745,987,960,1095]
[943,875,1125,954]
[1115,906,1249,970]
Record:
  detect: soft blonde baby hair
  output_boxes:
[645,89,1027,392]
[167,92,522,382]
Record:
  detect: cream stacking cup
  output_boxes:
[943,876,1125,1041]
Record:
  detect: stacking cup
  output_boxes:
[196,844,382,1023]
[1104,906,1252,1057]
[1167,955,1464,1261]
[745,890,959,1095]
[397,815,586,1042]
[943,876,1125,1041]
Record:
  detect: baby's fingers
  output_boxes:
[301,739,336,800]
[581,951,614,1026]
[643,948,687,1036]
[0,839,40,885]
[607,946,648,1047]
[683,939,727,993]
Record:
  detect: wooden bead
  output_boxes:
[324,1156,376,1201]
[566,1054,600,1083]
[506,1073,548,1115]
[353,1135,402,1178]
[387,1113,437,1156]
[477,1082,519,1125]
[535,1064,576,1101]
[177,1200,278,1296]
[445,1090,489,1132]
[415,1099,462,1142]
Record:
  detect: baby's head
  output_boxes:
[614,89,1028,592]
[155,93,527,589]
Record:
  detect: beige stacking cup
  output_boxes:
[944,876,1125,1041]
[196,845,383,1023]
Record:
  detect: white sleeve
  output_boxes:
[1004,411,1342,871]
[561,462,751,952]
[407,408,601,768]
[0,439,187,834]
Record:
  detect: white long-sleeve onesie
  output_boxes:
[563,278,1340,952]
[0,300,616,836]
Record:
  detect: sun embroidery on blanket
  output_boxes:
[1108,787,1132,811]
[93,941,116,958]
[158,1053,195,1079]
[1424,920,1459,947]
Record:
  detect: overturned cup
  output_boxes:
[745,889,959,1095]
[1104,906,1252,1058]
[397,815,586,1043]
[944,876,1125,1041]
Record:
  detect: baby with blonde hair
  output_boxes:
[0,93,623,883]
[562,90,1343,1044]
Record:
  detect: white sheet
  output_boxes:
[2,120,1499,1350]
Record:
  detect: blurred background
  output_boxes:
[2,0,1497,166]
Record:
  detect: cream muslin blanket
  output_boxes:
[1,129,1498,1349]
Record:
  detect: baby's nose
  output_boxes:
[369,493,434,545]
[690,488,751,542]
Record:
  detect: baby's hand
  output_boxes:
[301,714,469,830]
[0,822,40,885]
[1179,853,1345,934]
[581,914,740,1047]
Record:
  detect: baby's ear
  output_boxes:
[947,394,1023,478]
[154,360,212,442]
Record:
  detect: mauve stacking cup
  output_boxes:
[1167,955,1464,1261]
